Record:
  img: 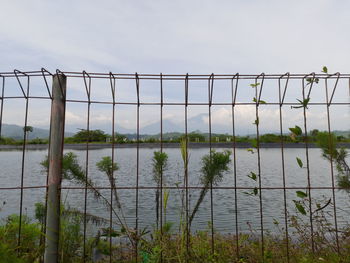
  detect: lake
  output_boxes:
[1,147,349,236]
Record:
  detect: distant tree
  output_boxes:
[217,134,230,142]
[114,133,127,143]
[310,129,320,141]
[311,129,319,138]
[0,136,16,145]
[147,138,156,143]
[337,135,346,142]
[235,136,250,143]
[64,137,76,144]
[181,132,205,142]
[73,129,107,142]
[23,125,33,133]
[23,125,33,141]
[29,138,48,144]
[259,134,281,143]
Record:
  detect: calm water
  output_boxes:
[1,147,349,235]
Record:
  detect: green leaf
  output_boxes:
[322,66,328,74]
[293,200,307,215]
[289,126,302,142]
[253,97,266,104]
[306,78,319,85]
[250,83,260,88]
[244,187,259,196]
[253,117,259,125]
[296,157,303,168]
[248,172,257,181]
[289,125,302,136]
[292,98,310,109]
[296,191,307,198]
[302,98,310,108]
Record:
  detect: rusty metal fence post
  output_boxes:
[44,74,66,263]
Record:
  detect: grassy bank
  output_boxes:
[1,211,350,263]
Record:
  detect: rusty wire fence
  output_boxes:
[0,69,349,262]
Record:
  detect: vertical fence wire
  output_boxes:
[41,70,53,263]
[83,71,92,262]
[160,73,164,263]
[302,75,315,253]
[109,73,116,263]
[325,75,340,253]
[0,76,4,137]
[254,74,265,260]
[14,71,30,251]
[278,73,290,263]
[184,73,190,262]
[135,73,140,262]
[208,73,215,255]
[231,74,240,260]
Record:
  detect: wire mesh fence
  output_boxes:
[0,69,349,262]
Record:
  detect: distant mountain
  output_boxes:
[61,112,249,135]
[0,124,74,140]
[138,114,242,135]
[141,119,183,134]
[186,114,234,134]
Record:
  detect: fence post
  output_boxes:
[44,74,66,263]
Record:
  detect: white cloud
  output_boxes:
[65,111,86,125]
[202,105,349,134]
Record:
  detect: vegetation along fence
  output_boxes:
[0,69,349,263]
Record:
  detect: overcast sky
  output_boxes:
[2,0,350,73]
[0,0,349,134]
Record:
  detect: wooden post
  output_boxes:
[44,74,66,263]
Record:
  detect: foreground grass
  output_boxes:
[94,230,350,263]
[1,212,350,263]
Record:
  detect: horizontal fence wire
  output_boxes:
[0,69,349,263]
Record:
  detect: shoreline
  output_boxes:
[0,142,349,150]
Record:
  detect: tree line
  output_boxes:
[0,127,349,145]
